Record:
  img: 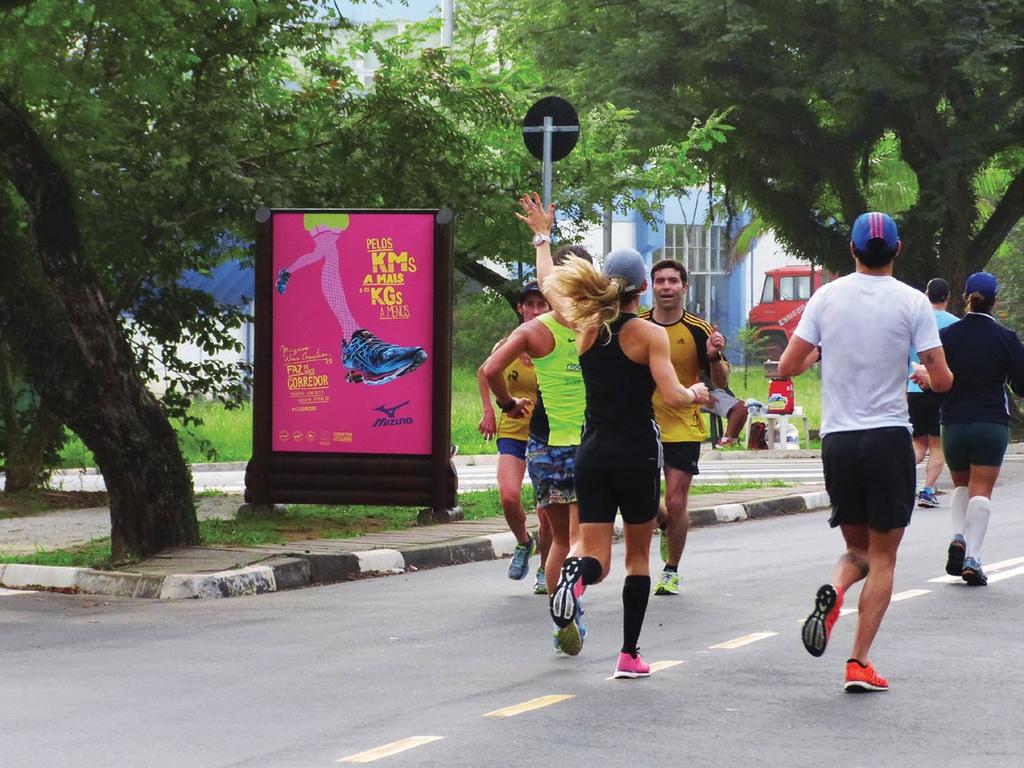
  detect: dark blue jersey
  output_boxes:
[939,313,1024,425]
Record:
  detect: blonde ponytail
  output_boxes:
[545,256,625,330]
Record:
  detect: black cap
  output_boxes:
[925,278,950,303]
[518,280,543,302]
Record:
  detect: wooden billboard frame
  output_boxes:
[244,207,459,520]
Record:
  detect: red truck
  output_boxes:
[748,265,831,359]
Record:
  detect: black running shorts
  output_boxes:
[907,392,941,438]
[821,427,915,532]
[574,458,661,525]
[662,441,700,475]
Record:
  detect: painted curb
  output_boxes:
[0,492,831,600]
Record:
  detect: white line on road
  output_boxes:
[987,565,1024,584]
[338,736,443,763]
[604,659,685,680]
[891,589,931,601]
[483,695,574,717]
[928,556,1024,583]
[710,632,778,650]
[0,588,37,596]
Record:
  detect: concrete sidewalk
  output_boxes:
[0,484,829,600]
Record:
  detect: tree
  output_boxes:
[0,0,331,556]
[509,0,1024,299]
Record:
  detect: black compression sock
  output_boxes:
[579,556,603,585]
[663,564,678,573]
[621,575,651,656]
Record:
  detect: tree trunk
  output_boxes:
[0,94,198,559]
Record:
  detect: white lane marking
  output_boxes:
[929,556,1024,583]
[891,589,930,601]
[338,736,443,763]
[710,631,778,650]
[0,588,37,596]
[483,695,573,717]
[987,565,1024,584]
[604,659,685,681]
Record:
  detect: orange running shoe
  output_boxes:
[844,659,889,692]
[801,584,844,657]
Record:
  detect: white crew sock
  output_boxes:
[951,486,969,538]
[964,496,992,561]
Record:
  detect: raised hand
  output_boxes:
[514,192,555,236]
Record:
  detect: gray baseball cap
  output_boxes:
[602,248,647,293]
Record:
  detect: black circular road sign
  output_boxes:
[522,96,580,162]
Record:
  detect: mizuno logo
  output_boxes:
[373,400,410,419]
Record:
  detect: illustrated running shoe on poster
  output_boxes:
[342,329,428,385]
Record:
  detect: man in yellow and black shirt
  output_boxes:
[642,258,731,595]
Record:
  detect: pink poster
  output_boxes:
[270,211,435,455]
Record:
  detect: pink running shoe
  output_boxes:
[613,652,651,679]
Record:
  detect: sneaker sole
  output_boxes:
[945,542,966,576]
[556,623,583,656]
[962,568,988,586]
[613,669,651,679]
[917,500,938,508]
[550,561,582,628]
[844,680,889,693]
[653,585,678,596]
[801,584,837,658]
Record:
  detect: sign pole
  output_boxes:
[522,97,580,210]
[542,116,553,209]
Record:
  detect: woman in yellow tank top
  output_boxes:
[476,281,552,592]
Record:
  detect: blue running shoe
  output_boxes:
[917,489,939,508]
[507,536,534,580]
[945,534,966,576]
[342,329,428,385]
[276,268,291,294]
[533,568,547,595]
[962,556,988,586]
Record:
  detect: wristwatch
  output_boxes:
[532,233,551,247]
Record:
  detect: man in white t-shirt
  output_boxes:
[778,212,953,693]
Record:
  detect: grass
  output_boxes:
[58,364,822,469]
[0,479,791,568]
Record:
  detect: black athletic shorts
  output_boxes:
[821,427,915,532]
[574,459,661,525]
[908,392,941,438]
[662,441,700,475]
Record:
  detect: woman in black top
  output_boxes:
[934,272,1024,585]
[539,247,708,678]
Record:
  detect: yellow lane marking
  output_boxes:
[483,695,573,718]
[710,631,778,650]
[604,659,685,680]
[338,736,443,763]
[891,589,930,601]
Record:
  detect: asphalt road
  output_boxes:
[3,469,1024,767]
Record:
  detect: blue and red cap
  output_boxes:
[965,271,998,300]
[851,212,900,253]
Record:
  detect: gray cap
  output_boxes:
[602,248,646,293]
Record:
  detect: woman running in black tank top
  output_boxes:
[575,312,662,498]
[518,206,710,678]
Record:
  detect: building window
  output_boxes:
[656,223,727,321]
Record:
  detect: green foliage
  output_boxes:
[508,0,1024,290]
[453,287,519,368]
